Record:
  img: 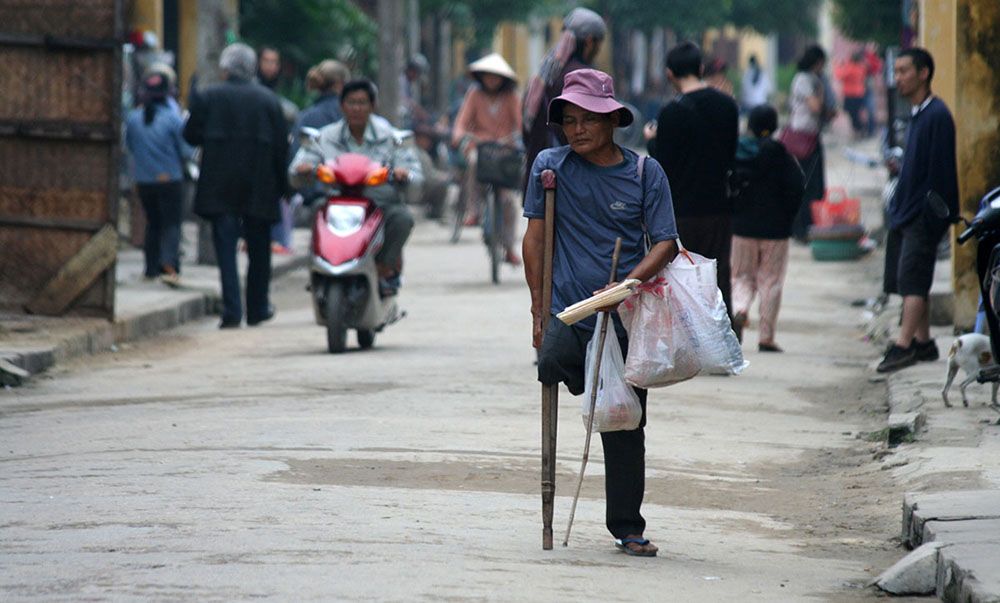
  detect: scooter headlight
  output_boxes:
[326,205,365,236]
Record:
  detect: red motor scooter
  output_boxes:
[300,128,407,353]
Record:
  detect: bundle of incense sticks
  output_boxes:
[556,279,641,325]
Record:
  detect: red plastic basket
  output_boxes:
[811,187,861,227]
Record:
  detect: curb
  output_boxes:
[877,369,1000,602]
[884,370,929,445]
[1,255,307,381]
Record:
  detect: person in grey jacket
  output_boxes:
[289,79,423,296]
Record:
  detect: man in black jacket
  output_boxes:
[877,47,958,373]
[183,43,289,328]
[646,42,739,317]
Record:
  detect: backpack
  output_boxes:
[727,160,755,201]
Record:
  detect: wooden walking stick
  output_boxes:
[563,237,622,547]
[540,169,558,550]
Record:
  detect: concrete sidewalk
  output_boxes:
[818,126,999,601]
[874,330,1000,601]
[0,224,310,380]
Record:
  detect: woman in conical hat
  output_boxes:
[451,52,524,265]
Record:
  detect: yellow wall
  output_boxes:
[922,0,1000,328]
[492,18,612,87]
[178,0,198,103]
[130,0,164,41]
[738,31,770,70]
[129,0,239,104]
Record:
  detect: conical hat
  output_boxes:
[468,53,517,84]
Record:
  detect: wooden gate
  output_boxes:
[0,0,124,318]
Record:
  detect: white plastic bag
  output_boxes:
[662,250,748,375]
[619,276,701,387]
[621,251,747,386]
[582,314,643,432]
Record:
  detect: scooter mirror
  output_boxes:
[391,129,414,147]
[926,190,954,221]
[299,127,322,150]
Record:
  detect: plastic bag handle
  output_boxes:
[675,238,695,264]
[823,187,849,204]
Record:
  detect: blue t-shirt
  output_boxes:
[125,104,192,184]
[524,146,678,330]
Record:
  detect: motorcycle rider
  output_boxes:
[289,79,423,297]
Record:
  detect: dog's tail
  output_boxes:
[948,339,962,360]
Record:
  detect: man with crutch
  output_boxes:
[522,69,679,556]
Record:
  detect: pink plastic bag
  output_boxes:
[620,250,747,388]
[620,276,701,387]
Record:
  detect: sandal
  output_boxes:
[614,537,658,557]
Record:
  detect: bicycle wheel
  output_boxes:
[485,185,502,284]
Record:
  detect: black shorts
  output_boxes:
[883,207,950,298]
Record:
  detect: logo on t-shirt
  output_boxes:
[609,200,627,211]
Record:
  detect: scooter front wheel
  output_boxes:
[325,282,348,354]
[357,329,376,349]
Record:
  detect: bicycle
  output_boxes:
[475,141,524,284]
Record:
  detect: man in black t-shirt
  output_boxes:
[646,42,739,317]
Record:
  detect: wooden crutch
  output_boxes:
[540,168,558,550]
[564,238,622,546]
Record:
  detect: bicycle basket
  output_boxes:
[476,142,524,189]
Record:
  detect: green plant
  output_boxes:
[831,0,903,47]
[240,0,378,99]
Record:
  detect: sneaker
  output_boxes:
[913,338,939,362]
[877,344,917,373]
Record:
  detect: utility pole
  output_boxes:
[434,12,452,116]
[377,0,404,126]
[407,0,419,59]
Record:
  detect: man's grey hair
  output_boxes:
[219,43,257,80]
[563,8,606,40]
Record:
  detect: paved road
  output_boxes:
[2,210,924,601]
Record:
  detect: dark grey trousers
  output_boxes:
[377,202,415,269]
[537,316,648,540]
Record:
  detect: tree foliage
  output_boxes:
[421,0,562,50]
[596,0,729,36]
[240,0,378,80]
[729,0,821,36]
[831,0,903,47]
[595,0,819,37]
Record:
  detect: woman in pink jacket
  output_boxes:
[452,53,523,265]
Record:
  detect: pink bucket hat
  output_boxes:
[547,69,634,127]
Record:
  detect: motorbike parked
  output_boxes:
[934,186,1000,381]
[298,127,411,353]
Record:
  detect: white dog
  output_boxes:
[942,333,999,408]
